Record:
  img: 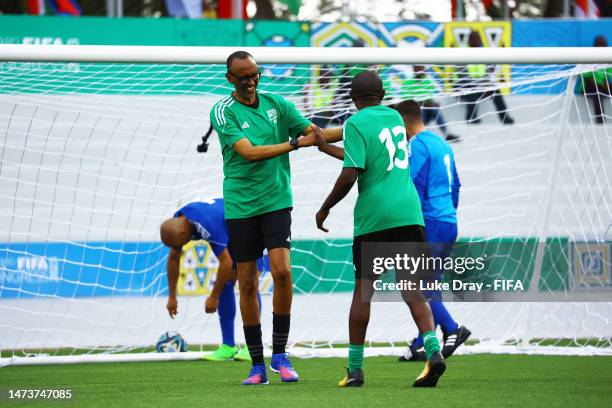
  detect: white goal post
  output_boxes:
[1,44,612,64]
[1,45,611,366]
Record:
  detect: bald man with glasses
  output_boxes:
[209,50,342,385]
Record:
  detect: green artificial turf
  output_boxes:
[1,355,611,407]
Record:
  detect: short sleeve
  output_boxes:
[175,202,228,257]
[207,228,229,258]
[343,121,366,169]
[279,96,311,139]
[210,102,245,148]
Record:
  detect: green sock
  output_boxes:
[422,331,441,360]
[348,344,364,373]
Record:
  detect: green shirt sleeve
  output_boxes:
[343,121,366,170]
[210,102,245,148]
[279,95,311,139]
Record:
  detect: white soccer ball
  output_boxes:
[155,331,188,353]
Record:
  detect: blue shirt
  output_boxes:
[409,130,461,224]
[173,199,228,257]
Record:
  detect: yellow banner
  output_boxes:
[177,241,274,296]
[178,240,218,296]
[443,22,512,94]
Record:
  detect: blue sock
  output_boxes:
[218,281,262,347]
[218,281,236,347]
[412,336,424,350]
[429,300,458,334]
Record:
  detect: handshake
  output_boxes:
[298,125,344,161]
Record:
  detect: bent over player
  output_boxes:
[160,198,262,362]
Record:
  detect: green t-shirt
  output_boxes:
[343,105,424,237]
[210,92,311,219]
[384,75,438,101]
[402,76,438,100]
[579,67,612,90]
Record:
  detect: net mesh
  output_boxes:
[1,58,611,361]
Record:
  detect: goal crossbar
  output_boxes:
[1,45,611,64]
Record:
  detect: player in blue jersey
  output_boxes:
[160,198,263,362]
[394,100,471,362]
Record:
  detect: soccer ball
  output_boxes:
[155,331,188,353]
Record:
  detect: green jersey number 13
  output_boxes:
[378,126,409,171]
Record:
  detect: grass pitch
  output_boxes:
[1,354,611,407]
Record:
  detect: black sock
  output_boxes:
[272,313,290,355]
[244,324,264,366]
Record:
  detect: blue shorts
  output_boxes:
[425,220,458,279]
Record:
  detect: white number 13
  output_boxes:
[378,126,408,171]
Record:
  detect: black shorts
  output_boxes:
[352,225,427,280]
[226,208,292,263]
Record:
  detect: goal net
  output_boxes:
[1,46,611,365]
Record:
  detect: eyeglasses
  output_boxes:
[228,70,262,84]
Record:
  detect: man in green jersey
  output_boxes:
[210,51,342,385]
[578,35,611,124]
[314,71,446,388]
[384,65,460,142]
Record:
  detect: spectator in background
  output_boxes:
[395,65,461,142]
[578,35,611,124]
[334,39,370,124]
[459,31,514,125]
[304,65,339,128]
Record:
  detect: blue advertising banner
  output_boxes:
[0,241,272,299]
[512,19,612,47]
[0,242,167,299]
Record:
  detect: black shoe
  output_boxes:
[502,116,515,125]
[445,133,461,143]
[441,325,471,358]
[467,118,481,125]
[398,346,427,362]
[338,368,364,387]
[412,351,446,388]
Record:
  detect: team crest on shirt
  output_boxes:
[267,108,278,124]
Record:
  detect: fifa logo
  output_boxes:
[581,252,603,277]
[267,108,278,124]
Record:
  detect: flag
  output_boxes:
[27,0,45,14]
[50,0,81,16]
[27,0,81,16]
[575,0,600,18]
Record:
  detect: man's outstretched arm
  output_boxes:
[311,124,344,160]
[316,167,358,232]
[233,138,295,162]
[301,125,343,145]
